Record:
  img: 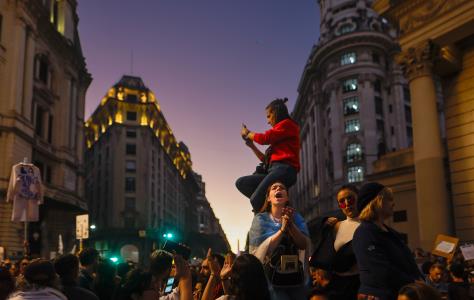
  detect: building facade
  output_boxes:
[84,75,228,262]
[371,0,474,249]
[291,0,412,227]
[0,0,91,258]
[188,173,230,256]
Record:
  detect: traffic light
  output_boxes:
[109,256,119,264]
[162,232,174,239]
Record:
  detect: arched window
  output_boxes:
[346,143,363,163]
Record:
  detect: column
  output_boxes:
[397,40,453,249]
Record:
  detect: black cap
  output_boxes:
[357,182,385,212]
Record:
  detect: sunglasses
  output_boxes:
[338,195,355,209]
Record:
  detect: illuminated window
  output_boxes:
[347,166,364,183]
[343,97,359,115]
[346,143,363,163]
[341,52,357,66]
[345,119,360,133]
[342,78,358,93]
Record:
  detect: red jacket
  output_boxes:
[253,118,300,171]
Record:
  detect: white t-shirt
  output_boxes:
[334,217,360,252]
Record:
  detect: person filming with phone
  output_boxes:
[249,181,310,300]
[236,98,300,213]
[148,250,193,300]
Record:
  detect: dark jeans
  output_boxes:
[235,162,297,212]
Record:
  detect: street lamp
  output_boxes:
[90,224,96,230]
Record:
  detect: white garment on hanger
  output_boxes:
[6,163,44,222]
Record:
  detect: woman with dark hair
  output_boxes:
[353,182,422,300]
[92,259,118,300]
[118,268,154,300]
[398,282,442,300]
[8,259,67,300]
[0,267,14,300]
[236,98,300,213]
[202,252,271,300]
[310,184,360,299]
[249,181,310,300]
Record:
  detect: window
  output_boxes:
[51,0,59,29]
[124,216,135,228]
[347,166,364,183]
[375,97,383,115]
[35,56,51,86]
[126,111,137,121]
[405,105,412,123]
[126,94,138,102]
[47,115,53,143]
[338,23,355,35]
[126,160,136,172]
[406,126,413,146]
[374,80,381,93]
[125,197,135,210]
[35,106,45,136]
[393,210,407,222]
[391,126,395,135]
[340,52,357,66]
[126,130,136,138]
[376,119,385,134]
[346,143,363,163]
[343,97,359,115]
[345,119,360,133]
[403,87,411,102]
[126,144,136,155]
[342,79,358,93]
[389,104,393,113]
[372,52,380,63]
[125,177,136,192]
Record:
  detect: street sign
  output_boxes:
[76,214,89,240]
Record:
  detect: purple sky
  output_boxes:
[77,0,320,252]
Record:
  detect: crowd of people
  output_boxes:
[0,98,473,300]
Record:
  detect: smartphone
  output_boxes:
[163,276,175,294]
[162,240,191,260]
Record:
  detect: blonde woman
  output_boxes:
[353,182,422,300]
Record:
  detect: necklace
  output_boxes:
[270,214,281,223]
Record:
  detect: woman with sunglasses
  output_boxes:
[310,184,360,300]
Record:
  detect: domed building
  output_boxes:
[292,0,413,227]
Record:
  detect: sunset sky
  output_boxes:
[77,0,320,252]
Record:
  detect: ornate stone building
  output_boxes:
[371,0,474,249]
[0,0,91,257]
[188,173,230,257]
[291,0,412,228]
[84,75,228,261]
